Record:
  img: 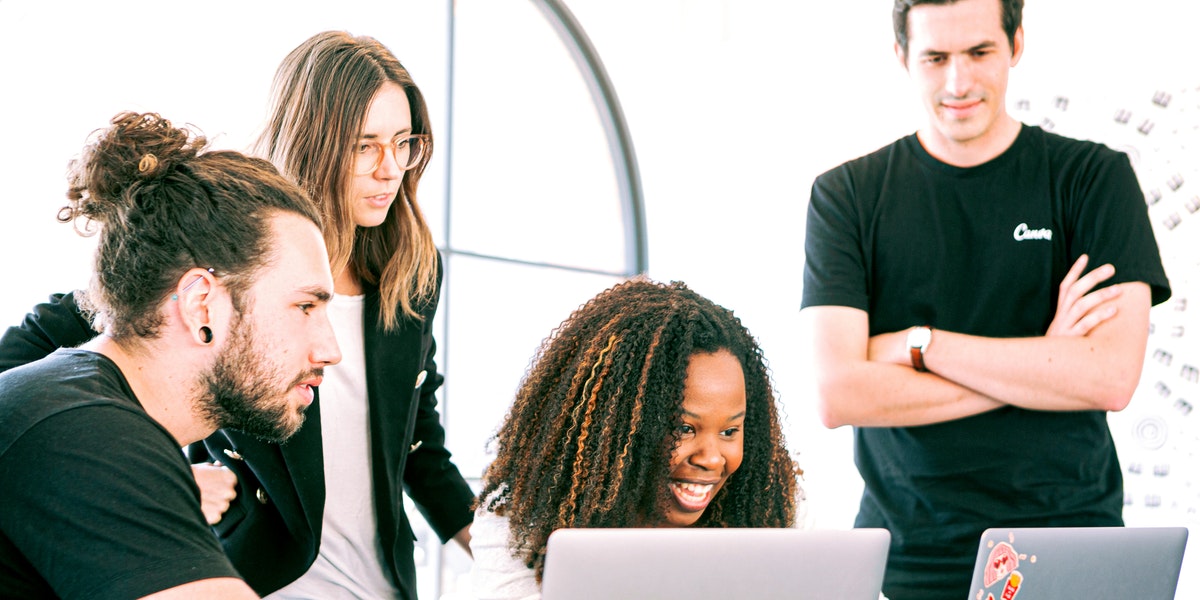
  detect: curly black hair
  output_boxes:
[478,278,797,581]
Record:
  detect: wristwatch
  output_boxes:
[907,326,932,372]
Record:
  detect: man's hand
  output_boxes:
[870,255,1124,367]
[453,523,473,558]
[192,462,238,525]
[1046,254,1123,337]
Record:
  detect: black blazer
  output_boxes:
[0,263,475,598]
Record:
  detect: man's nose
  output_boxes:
[311,315,342,367]
[944,57,974,98]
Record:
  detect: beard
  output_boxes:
[197,317,317,443]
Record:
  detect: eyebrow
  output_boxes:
[921,40,998,57]
[967,41,999,53]
[682,409,746,421]
[298,286,333,303]
[360,128,414,140]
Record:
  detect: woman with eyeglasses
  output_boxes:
[0,31,473,599]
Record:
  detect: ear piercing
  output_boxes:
[173,267,216,301]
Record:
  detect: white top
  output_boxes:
[469,505,541,600]
[268,293,398,599]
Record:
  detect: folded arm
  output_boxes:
[804,305,1004,428]
[806,258,1150,428]
[870,281,1150,413]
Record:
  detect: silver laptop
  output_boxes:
[966,527,1188,600]
[541,527,890,600]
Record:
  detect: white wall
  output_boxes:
[0,0,1196,596]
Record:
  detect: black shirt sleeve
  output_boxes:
[0,292,97,374]
[801,164,872,312]
[1059,145,1172,306]
[0,405,239,599]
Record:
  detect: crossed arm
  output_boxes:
[804,256,1153,428]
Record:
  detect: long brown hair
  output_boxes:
[255,30,437,329]
[479,279,797,581]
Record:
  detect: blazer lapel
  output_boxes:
[280,390,326,540]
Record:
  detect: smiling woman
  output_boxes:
[661,349,747,527]
[469,278,799,599]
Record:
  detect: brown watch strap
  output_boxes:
[908,326,931,372]
[910,345,927,372]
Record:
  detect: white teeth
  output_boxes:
[672,482,714,501]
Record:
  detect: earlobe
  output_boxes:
[1010,26,1025,66]
[894,42,909,70]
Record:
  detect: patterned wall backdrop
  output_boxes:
[1015,84,1200,533]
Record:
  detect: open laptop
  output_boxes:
[965,526,1189,600]
[540,527,890,600]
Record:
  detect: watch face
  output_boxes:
[909,326,931,348]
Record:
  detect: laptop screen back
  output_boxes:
[541,527,890,600]
[965,526,1188,600]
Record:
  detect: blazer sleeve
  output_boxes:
[0,291,96,374]
[403,318,477,543]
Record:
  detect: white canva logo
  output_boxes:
[1013,223,1053,241]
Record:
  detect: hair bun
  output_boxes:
[61,111,208,228]
[137,153,160,175]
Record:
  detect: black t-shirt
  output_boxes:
[802,125,1171,599]
[0,349,240,599]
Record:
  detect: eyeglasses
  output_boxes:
[353,134,430,175]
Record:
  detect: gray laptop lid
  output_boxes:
[966,527,1188,600]
[541,527,890,600]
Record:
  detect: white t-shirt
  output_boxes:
[468,503,540,600]
[268,293,398,599]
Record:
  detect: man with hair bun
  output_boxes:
[0,111,341,599]
[0,32,475,597]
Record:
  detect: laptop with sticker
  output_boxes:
[965,526,1188,600]
[540,527,890,600]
